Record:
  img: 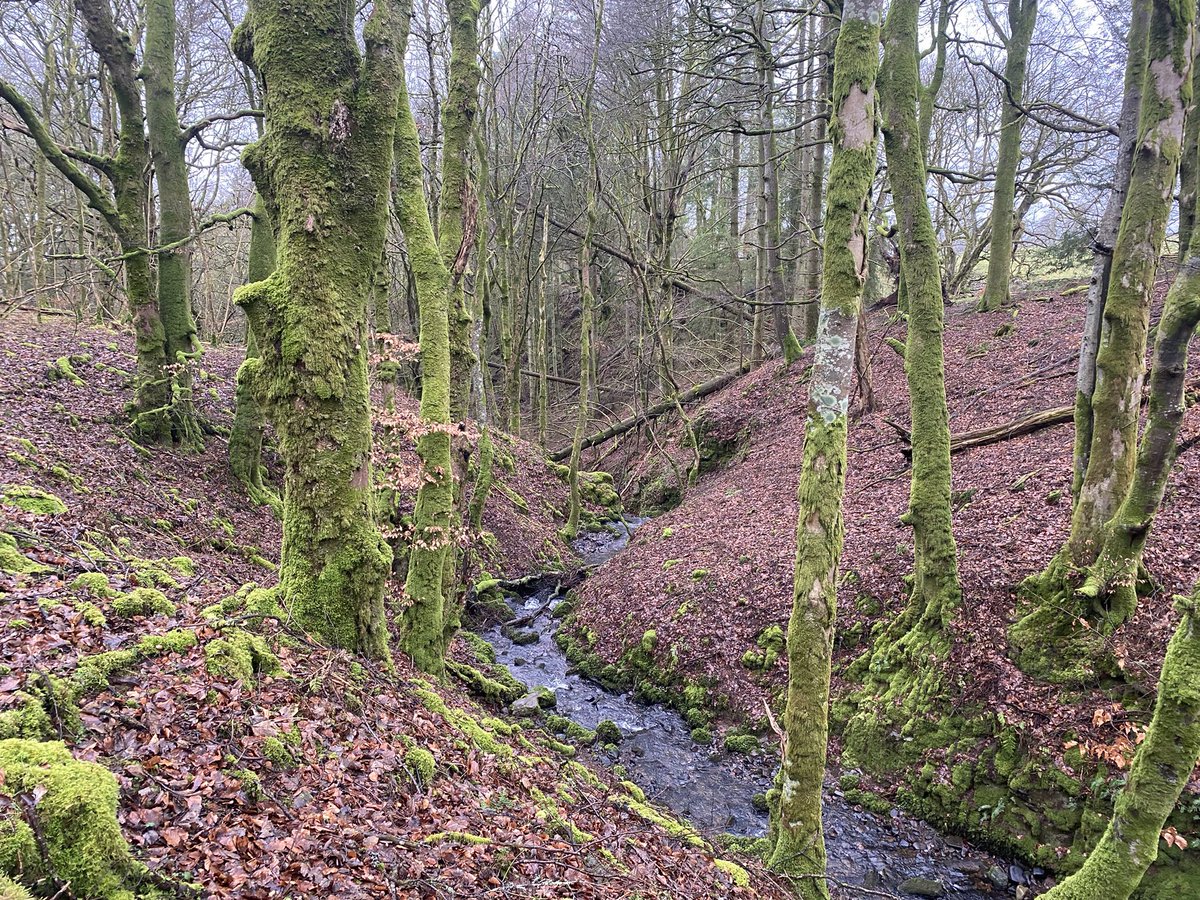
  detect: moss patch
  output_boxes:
[0,534,46,575]
[0,739,141,898]
[2,486,67,516]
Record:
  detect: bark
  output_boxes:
[565,0,603,541]
[1040,588,1200,900]
[535,208,551,446]
[1179,41,1200,263]
[1078,203,1200,624]
[392,0,456,675]
[2,2,170,436]
[1073,0,1149,500]
[1014,0,1195,676]
[229,197,278,511]
[144,0,201,443]
[801,10,831,341]
[767,1,884,893]
[232,0,402,658]
[875,0,962,680]
[979,0,1038,311]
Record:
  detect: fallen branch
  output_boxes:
[885,405,1074,457]
[549,364,751,462]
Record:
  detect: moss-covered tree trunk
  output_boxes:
[1178,50,1200,263]
[232,0,401,658]
[1072,0,1149,500]
[1014,0,1194,674]
[392,0,455,675]
[854,0,961,716]
[144,0,201,444]
[979,0,1037,312]
[767,1,884,893]
[1040,587,1200,900]
[229,196,278,510]
[565,0,604,542]
[1076,196,1200,622]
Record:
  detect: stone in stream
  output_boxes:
[511,692,542,717]
[898,876,945,897]
[985,865,1009,890]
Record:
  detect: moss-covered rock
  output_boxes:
[204,630,282,683]
[0,534,46,576]
[111,588,176,619]
[0,739,141,898]
[2,486,67,516]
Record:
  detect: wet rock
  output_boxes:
[899,877,944,897]
[511,692,542,717]
[986,866,1009,890]
[1009,864,1028,885]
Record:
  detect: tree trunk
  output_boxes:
[144,0,201,443]
[232,0,401,658]
[1078,203,1200,624]
[979,0,1037,311]
[1073,0,1149,500]
[229,197,278,511]
[768,2,884,893]
[392,0,456,675]
[1178,45,1200,263]
[1039,588,1200,900]
[849,0,962,749]
[1013,0,1194,676]
[565,0,603,541]
[802,10,831,341]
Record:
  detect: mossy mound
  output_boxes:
[204,630,283,683]
[111,588,176,619]
[0,534,47,575]
[0,739,142,899]
[2,486,67,516]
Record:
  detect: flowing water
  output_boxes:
[484,519,1030,898]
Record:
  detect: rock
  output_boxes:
[536,687,557,709]
[1016,887,1032,900]
[511,692,542,717]
[1009,864,1029,885]
[986,866,1009,891]
[898,877,944,897]
[291,790,314,809]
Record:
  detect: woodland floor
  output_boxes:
[573,277,1200,807]
[0,313,796,900]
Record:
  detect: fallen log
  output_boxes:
[548,363,751,462]
[884,405,1074,457]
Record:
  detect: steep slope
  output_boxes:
[0,314,785,900]
[563,286,1200,889]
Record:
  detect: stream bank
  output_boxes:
[477,520,1039,898]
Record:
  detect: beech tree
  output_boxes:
[232,0,403,657]
[768,0,885,892]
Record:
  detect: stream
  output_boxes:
[484,519,1033,898]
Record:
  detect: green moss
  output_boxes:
[204,630,282,683]
[111,587,175,619]
[72,573,115,597]
[690,727,713,745]
[611,792,709,850]
[640,630,657,653]
[424,831,491,846]
[0,739,140,898]
[458,630,496,664]
[445,659,525,703]
[595,719,621,745]
[724,733,760,755]
[0,873,33,900]
[0,534,46,575]
[263,736,298,770]
[412,682,512,757]
[230,768,264,802]
[47,355,84,385]
[2,485,67,516]
[72,629,196,696]
[401,736,436,789]
[544,715,596,745]
[713,858,751,887]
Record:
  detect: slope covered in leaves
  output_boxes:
[0,314,787,900]
[573,282,1199,772]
